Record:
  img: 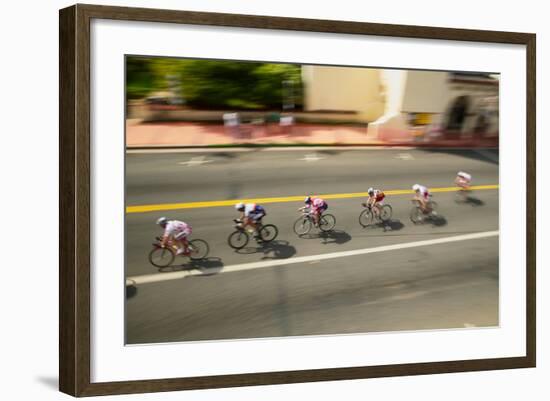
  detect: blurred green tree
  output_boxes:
[126,57,154,99]
[126,57,303,109]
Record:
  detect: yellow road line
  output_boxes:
[126,184,498,214]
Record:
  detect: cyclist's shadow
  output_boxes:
[158,256,225,275]
[464,196,485,207]
[424,214,448,227]
[456,191,485,207]
[236,240,297,260]
[300,229,352,245]
[365,219,405,232]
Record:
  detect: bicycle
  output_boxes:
[293,211,336,236]
[455,187,472,204]
[148,236,210,268]
[228,219,279,250]
[358,202,393,228]
[410,198,439,224]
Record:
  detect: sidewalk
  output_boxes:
[126,120,499,149]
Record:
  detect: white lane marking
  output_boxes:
[126,230,499,286]
[177,156,213,166]
[396,153,414,160]
[299,153,324,162]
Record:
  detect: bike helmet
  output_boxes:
[156,217,168,226]
[235,202,245,211]
[367,187,374,195]
[304,196,312,204]
[412,184,421,191]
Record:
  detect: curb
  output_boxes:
[126,142,499,151]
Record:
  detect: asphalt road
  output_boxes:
[125,148,499,344]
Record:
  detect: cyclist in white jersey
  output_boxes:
[156,217,192,256]
[412,184,432,213]
[455,171,472,189]
[235,202,266,233]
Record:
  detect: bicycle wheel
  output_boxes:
[188,239,209,260]
[294,216,312,236]
[259,224,278,243]
[455,191,466,204]
[319,214,336,232]
[148,247,175,267]
[358,208,374,228]
[380,204,393,222]
[228,230,249,249]
[410,206,424,224]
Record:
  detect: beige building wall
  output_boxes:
[401,70,448,113]
[302,66,385,121]
[442,81,499,135]
[303,65,499,138]
[369,71,499,138]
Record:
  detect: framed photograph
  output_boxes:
[59,4,536,397]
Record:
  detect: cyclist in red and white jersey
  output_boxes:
[299,196,327,226]
[365,187,386,218]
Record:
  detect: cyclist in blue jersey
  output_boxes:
[234,202,266,233]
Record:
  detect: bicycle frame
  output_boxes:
[152,235,191,253]
[300,210,332,227]
[234,219,262,233]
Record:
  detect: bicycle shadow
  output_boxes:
[427,214,448,227]
[385,219,406,231]
[462,196,485,207]
[189,257,225,275]
[235,240,297,260]
[299,229,352,245]
[362,219,405,232]
[455,190,486,207]
[157,257,225,275]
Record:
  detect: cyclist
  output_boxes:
[412,184,432,214]
[156,217,192,256]
[364,187,386,218]
[235,202,266,234]
[455,171,472,190]
[299,196,327,226]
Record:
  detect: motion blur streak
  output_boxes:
[125,148,500,342]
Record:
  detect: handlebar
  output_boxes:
[153,236,169,248]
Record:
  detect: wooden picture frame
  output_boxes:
[59,3,536,397]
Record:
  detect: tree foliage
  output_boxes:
[126,57,303,110]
